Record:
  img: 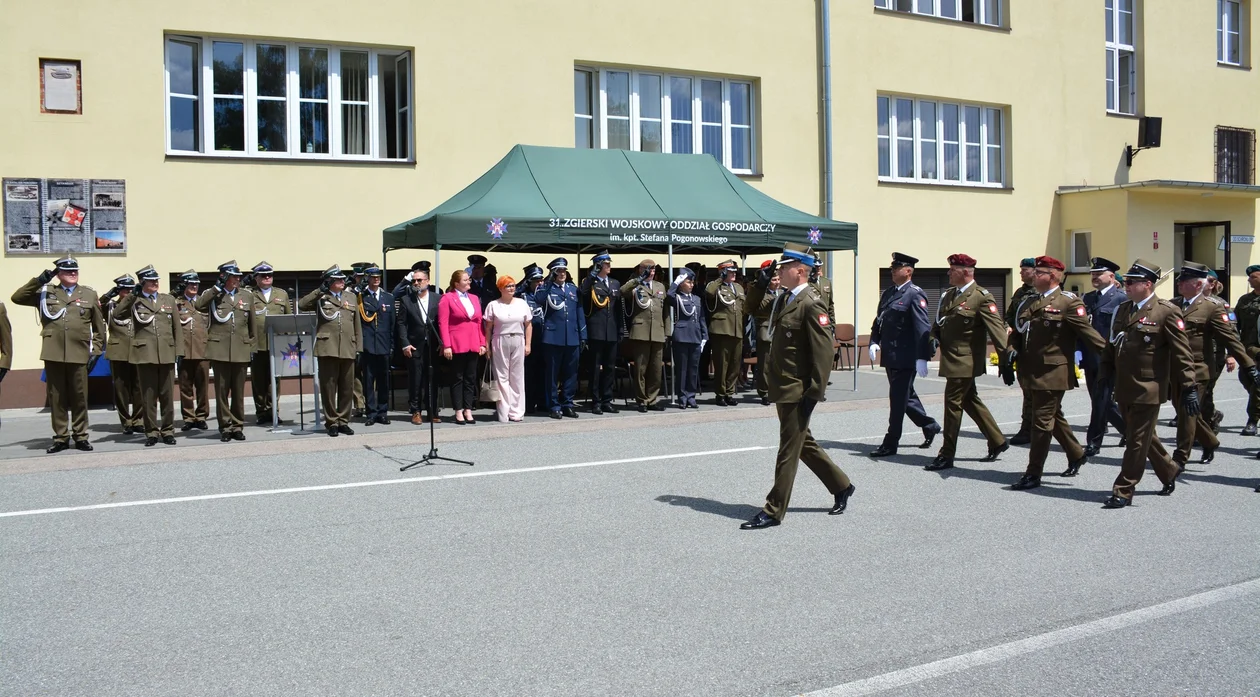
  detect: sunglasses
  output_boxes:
[1123,278,1150,285]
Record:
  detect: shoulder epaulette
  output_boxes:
[910,284,923,293]
[1206,295,1226,306]
[1158,299,1179,309]
[1060,290,1077,299]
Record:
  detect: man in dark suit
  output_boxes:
[397,268,441,424]
[1080,256,1127,457]
[869,252,941,457]
[358,265,394,426]
[579,250,623,414]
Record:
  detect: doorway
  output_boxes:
[1175,221,1231,299]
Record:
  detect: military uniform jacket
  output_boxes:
[932,283,1008,379]
[579,274,624,343]
[1233,291,1260,352]
[870,282,932,369]
[666,286,708,344]
[177,295,209,361]
[1102,295,1196,405]
[251,287,290,352]
[520,285,545,345]
[1005,283,1039,342]
[621,278,667,343]
[1016,287,1105,390]
[195,287,259,363]
[115,292,182,365]
[747,282,833,403]
[358,288,395,356]
[0,302,10,370]
[1177,293,1255,381]
[535,280,586,347]
[811,279,837,329]
[11,277,105,364]
[104,297,134,362]
[1079,285,1125,372]
[299,289,362,359]
[704,280,746,339]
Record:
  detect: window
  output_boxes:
[1216,126,1255,184]
[1105,0,1137,114]
[1219,0,1244,66]
[574,66,755,174]
[876,95,1005,187]
[878,267,1009,321]
[164,35,413,160]
[1069,231,1092,272]
[874,0,1000,27]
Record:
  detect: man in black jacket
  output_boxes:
[358,266,394,426]
[396,268,442,424]
[579,251,623,414]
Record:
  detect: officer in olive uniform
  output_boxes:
[1080,257,1127,456]
[0,300,11,404]
[667,267,708,408]
[869,252,941,457]
[579,251,623,414]
[1008,256,1106,489]
[929,253,1010,471]
[809,255,838,332]
[358,265,394,425]
[1201,269,1230,433]
[1099,259,1199,508]
[1005,257,1039,445]
[176,271,210,430]
[518,264,547,414]
[299,265,362,436]
[740,243,853,530]
[196,260,260,442]
[1234,263,1260,435]
[621,259,668,411]
[12,256,106,452]
[536,258,586,419]
[1169,262,1258,467]
[753,261,781,406]
[101,274,142,435]
[705,259,746,406]
[249,261,290,424]
[114,265,182,446]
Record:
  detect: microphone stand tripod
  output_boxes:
[400,330,474,471]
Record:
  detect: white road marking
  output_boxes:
[801,576,1260,697]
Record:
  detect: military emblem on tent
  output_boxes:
[487,217,508,239]
[807,226,821,245]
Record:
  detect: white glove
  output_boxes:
[700,339,707,352]
[868,343,880,363]
[404,271,413,282]
[674,274,687,286]
[916,359,928,378]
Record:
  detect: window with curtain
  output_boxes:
[874,0,1001,27]
[1105,0,1137,114]
[1218,0,1244,66]
[876,94,1006,187]
[164,34,413,160]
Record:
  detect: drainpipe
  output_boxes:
[819,0,854,391]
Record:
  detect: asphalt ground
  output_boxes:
[2,369,1259,696]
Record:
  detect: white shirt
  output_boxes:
[260,287,272,302]
[1099,284,1115,297]
[417,291,429,322]
[458,291,475,318]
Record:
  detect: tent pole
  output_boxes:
[668,244,676,407]
[852,249,859,392]
[434,243,441,291]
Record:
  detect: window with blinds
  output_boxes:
[1216,126,1255,184]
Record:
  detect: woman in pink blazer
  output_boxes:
[438,270,487,424]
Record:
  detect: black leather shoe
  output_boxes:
[337,425,355,436]
[1157,482,1175,496]
[1061,455,1088,477]
[603,403,619,414]
[1009,432,1030,446]
[1255,484,1260,492]
[1118,436,1127,447]
[122,426,135,435]
[980,440,1010,462]
[195,420,209,430]
[740,511,780,530]
[829,484,856,515]
[1011,475,1041,490]
[231,431,246,441]
[591,404,603,415]
[1165,417,1178,428]
[760,397,771,406]
[637,403,647,413]
[46,441,69,454]
[327,426,339,437]
[651,402,666,411]
[925,454,954,471]
[919,423,941,449]
[1210,411,1224,434]
[1102,495,1131,509]
[377,417,391,425]
[145,437,158,447]
[550,411,562,419]
[716,396,729,407]
[1175,459,1187,475]
[1244,421,1258,436]
[869,444,897,458]
[181,422,194,432]
[1083,443,1100,457]
[162,435,177,445]
[562,407,579,418]
[221,433,232,442]
[74,440,93,452]
[1200,446,1215,464]
[363,418,376,426]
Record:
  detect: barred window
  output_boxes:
[1215,126,1255,185]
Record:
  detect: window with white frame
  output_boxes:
[165,35,413,160]
[1069,231,1092,273]
[877,95,1005,187]
[873,0,1001,27]
[1105,0,1137,114]
[1219,0,1244,66]
[573,67,755,174]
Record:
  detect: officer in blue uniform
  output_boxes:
[517,264,547,414]
[1080,256,1126,457]
[579,250,623,414]
[536,258,587,419]
[869,252,941,457]
[667,267,708,408]
[358,265,394,426]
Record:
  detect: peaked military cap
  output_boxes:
[54,255,78,271]
[1179,261,1212,279]
[411,260,432,272]
[217,260,243,276]
[1089,257,1120,273]
[322,265,347,280]
[779,243,817,267]
[1122,258,1161,282]
[717,259,738,270]
[252,261,275,274]
[135,265,160,282]
[363,265,382,276]
[467,254,488,266]
[523,263,545,281]
[113,274,136,289]
[890,252,918,268]
[179,270,200,283]
[591,251,612,264]
[547,257,568,271]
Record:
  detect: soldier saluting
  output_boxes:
[114,265,182,446]
[579,251,622,414]
[12,256,105,453]
[196,260,259,442]
[249,261,289,424]
[299,265,362,437]
[101,274,142,435]
[705,259,746,406]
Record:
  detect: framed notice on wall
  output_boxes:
[2,178,127,255]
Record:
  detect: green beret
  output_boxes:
[1206,268,1219,280]
[1247,264,1260,276]
[1020,258,1037,268]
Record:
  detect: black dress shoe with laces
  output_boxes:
[920,423,941,449]
[337,424,355,435]
[145,437,158,447]
[715,396,729,407]
[980,440,1010,462]
[46,441,69,454]
[829,484,855,515]
[591,404,603,415]
[637,403,648,413]
[1009,432,1031,446]
[123,426,135,436]
[363,418,375,426]
[650,402,666,411]
[1102,495,1131,509]
[194,420,209,430]
[377,416,391,425]
[74,440,93,452]
[603,402,619,414]
[231,431,246,441]
[1010,474,1041,490]
[549,411,562,419]
[1200,446,1215,464]
[760,397,771,406]
[739,511,780,530]
[181,422,194,432]
[1060,455,1088,477]
[562,407,579,418]
[221,433,233,442]
[924,454,954,471]
[869,444,897,458]
[162,435,177,445]
[1244,421,1258,436]
[1083,443,1100,458]
[327,426,339,437]
[1157,481,1175,496]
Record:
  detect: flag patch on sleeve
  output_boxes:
[987,303,997,313]
[1224,313,1233,322]
[919,298,927,308]
[1175,318,1185,330]
[818,314,830,327]
[1076,306,1086,316]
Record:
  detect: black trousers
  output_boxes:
[525,338,545,412]
[883,367,937,447]
[406,347,437,416]
[361,352,390,419]
[672,341,701,403]
[1083,363,1125,446]
[449,351,479,411]
[588,339,619,405]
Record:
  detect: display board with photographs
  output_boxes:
[3,178,127,254]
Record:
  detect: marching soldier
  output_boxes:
[1080,257,1127,456]
[0,300,11,403]
[868,252,941,457]
[1202,269,1230,432]
[11,256,106,452]
[928,253,1009,471]
[114,265,182,446]
[1234,263,1260,435]
[1005,258,1039,445]
[195,260,259,442]
[536,258,586,419]
[579,251,623,414]
[101,274,142,435]
[1169,262,1258,467]
[1099,259,1199,508]
[176,271,210,430]
[621,259,668,411]
[740,243,853,530]
[519,264,547,414]
[358,265,394,426]
[752,261,781,406]
[1008,256,1105,489]
[249,261,289,424]
[299,265,361,437]
[705,260,746,406]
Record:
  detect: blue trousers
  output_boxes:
[543,343,580,412]
[1083,362,1125,446]
[672,341,702,404]
[884,367,937,447]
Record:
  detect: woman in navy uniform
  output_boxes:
[667,268,708,408]
[535,258,587,419]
